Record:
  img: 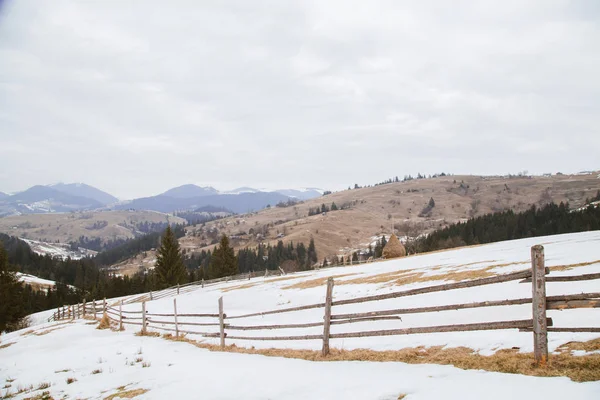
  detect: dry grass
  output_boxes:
[397,395,407,400]
[555,338,600,353]
[135,331,160,337]
[159,335,600,382]
[65,378,76,385]
[20,330,35,336]
[283,273,358,290]
[335,261,531,287]
[23,391,53,400]
[103,389,149,400]
[96,313,111,330]
[91,369,102,375]
[0,343,15,350]
[35,326,67,336]
[549,259,600,271]
[221,282,260,293]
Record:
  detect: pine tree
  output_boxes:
[307,238,318,267]
[209,235,238,278]
[0,242,26,332]
[154,226,187,289]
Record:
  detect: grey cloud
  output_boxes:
[0,0,599,199]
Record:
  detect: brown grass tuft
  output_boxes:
[0,342,15,350]
[65,378,76,385]
[158,334,600,382]
[135,331,160,337]
[23,390,53,400]
[549,259,600,271]
[221,282,260,293]
[96,313,111,330]
[283,273,358,290]
[397,395,407,400]
[103,388,149,400]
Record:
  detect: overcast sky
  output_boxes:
[1,0,599,199]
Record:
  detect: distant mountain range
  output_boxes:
[49,183,119,205]
[0,183,323,216]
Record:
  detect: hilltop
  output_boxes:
[179,172,600,260]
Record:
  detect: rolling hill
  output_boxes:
[178,172,600,260]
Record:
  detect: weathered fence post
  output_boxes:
[264,268,268,277]
[93,299,96,319]
[218,297,225,349]
[173,298,179,338]
[201,279,204,288]
[83,299,86,317]
[531,245,548,366]
[322,277,335,356]
[103,298,107,313]
[142,301,147,335]
[177,284,180,295]
[150,291,153,301]
[119,300,124,331]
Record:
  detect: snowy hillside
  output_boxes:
[114,231,600,354]
[20,238,97,260]
[1,231,599,399]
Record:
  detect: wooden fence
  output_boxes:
[50,245,600,365]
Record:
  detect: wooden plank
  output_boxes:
[147,319,222,327]
[173,298,179,338]
[547,299,600,310]
[531,245,548,366]
[225,321,323,330]
[225,334,323,341]
[520,327,600,333]
[332,269,533,307]
[145,325,220,337]
[329,319,547,339]
[219,297,225,349]
[520,272,600,283]
[322,278,334,356]
[146,312,220,318]
[332,316,403,325]
[142,302,147,335]
[226,302,326,320]
[332,298,533,320]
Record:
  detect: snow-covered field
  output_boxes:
[1,231,599,399]
[20,238,97,260]
[117,231,600,355]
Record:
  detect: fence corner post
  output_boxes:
[218,296,225,349]
[531,245,548,366]
[142,301,147,335]
[173,298,179,338]
[322,277,335,356]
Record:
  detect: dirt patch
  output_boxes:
[104,388,149,400]
[549,259,600,271]
[282,273,358,290]
[160,335,600,382]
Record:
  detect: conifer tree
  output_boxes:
[307,238,318,267]
[209,235,238,278]
[0,242,25,332]
[154,226,187,289]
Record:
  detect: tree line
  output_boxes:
[411,202,600,253]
